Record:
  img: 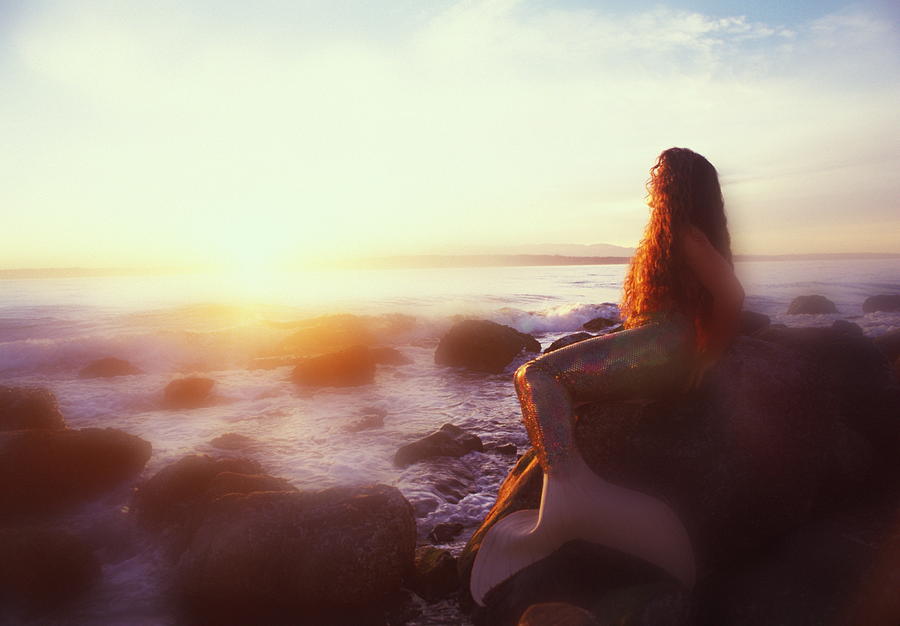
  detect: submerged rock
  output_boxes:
[787,294,837,314]
[370,346,413,365]
[435,319,541,373]
[544,332,594,354]
[0,528,101,617]
[582,316,619,332]
[0,427,151,520]
[409,546,459,602]
[345,407,387,432]
[0,386,66,431]
[163,377,215,409]
[394,423,484,467]
[209,432,255,450]
[291,344,376,387]
[174,484,416,624]
[862,294,900,313]
[78,356,142,378]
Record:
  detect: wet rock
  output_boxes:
[209,432,254,450]
[874,328,900,362]
[0,428,151,520]
[0,528,101,617]
[291,344,376,387]
[787,294,837,314]
[409,546,459,602]
[582,316,619,332]
[518,602,600,626]
[78,356,142,378]
[345,407,387,432]
[862,294,900,313]
[163,377,215,409]
[370,346,413,365]
[394,424,484,467]
[0,386,65,431]
[174,485,416,624]
[492,442,518,455]
[429,522,464,543]
[544,333,594,354]
[739,310,770,335]
[435,319,541,373]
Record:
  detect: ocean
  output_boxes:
[1,258,898,624]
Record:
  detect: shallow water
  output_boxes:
[1,259,898,624]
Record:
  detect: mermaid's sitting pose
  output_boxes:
[470,147,746,606]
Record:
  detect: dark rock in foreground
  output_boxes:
[544,332,594,354]
[174,485,416,624]
[863,294,900,313]
[0,386,66,431]
[394,423,483,467]
[874,328,900,362]
[739,310,770,335]
[787,294,837,314]
[78,357,142,378]
[435,319,541,373]
[163,377,215,409]
[409,546,459,602]
[291,344,376,387]
[0,427,151,520]
[0,528,101,618]
[518,602,600,626]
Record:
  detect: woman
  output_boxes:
[470,147,745,606]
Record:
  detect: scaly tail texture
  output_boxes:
[470,312,700,607]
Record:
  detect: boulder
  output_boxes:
[739,310,770,335]
[435,320,541,373]
[460,336,896,623]
[163,377,215,409]
[582,317,619,332]
[491,442,518,455]
[862,294,900,313]
[0,528,101,617]
[291,344,376,387]
[0,427,151,520]
[0,386,65,431]
[787,294,837,314]
[174,485,416,624]
[394,424,484,467]
[209,433,254,450]
[370,346,413,365]
[409,546,459,601]
[874,328,900,362]
[544,333,594,354]
[429,522,464,543]
[78,357,142,378]
[831,319,863,336]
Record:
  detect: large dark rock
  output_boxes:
[78,356,142,378]
[0,528,101,618]
[460,335,898,624]
[435,320,541,373]
[863,294,900,313]
[582,317,619,332]
[174,484,416,624]
[786,294,837,314]
[739,310,770,335]
[544,333,594,354]
[874,328,900,362]
[394,423,484,467]
[409,546,459,601]
[0,386,66,431]
[163,377,215,409]
[0,428,151,520]
[291,344,376,387]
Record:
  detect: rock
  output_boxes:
[874,328,900,362]
[409,546,459,601]
[0,528,101,617]
[739,310,770,335]
[518,602,600,626]
[895,356,900,384]
[544,333,594,354]
[831,319,863,336]
[862,294,900,313]
[163,377,215,409]
[493,442,518,455]
[291,344,376,387]
[394,424,484,467]
[787,294,837,314]
[78,357,142,378]
[429,522,464,543]
[345,408,387,432]
[209,433,254,450]
[370,346,413,365]
[133,455,264,530]
[174,485,416,623]
[0,428,151,520]
[582,317,619,332]
[281,313,376,354]
[435,320,541,373]
[204,471,297,501]
[0,386,66,431]
[460,336,895,619]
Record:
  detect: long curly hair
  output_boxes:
[620,147,732,351]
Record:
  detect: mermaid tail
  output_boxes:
[469,453,695,606]
[470,312,700,606]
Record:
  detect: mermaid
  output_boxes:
[470,147,746,606]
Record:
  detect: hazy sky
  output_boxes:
[2,0,898,269]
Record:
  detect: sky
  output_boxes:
[1,0,898,270]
